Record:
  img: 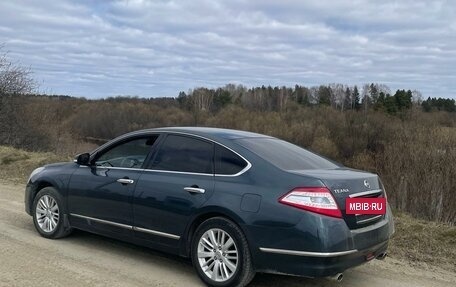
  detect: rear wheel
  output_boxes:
[191,217,255,287]
[32,187,73,239]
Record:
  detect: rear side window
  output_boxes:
[235,138,339,170]
[150,134,214,174]
[215,145,247,175]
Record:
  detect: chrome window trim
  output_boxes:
[349,189,383,198]
[144,169,214,177]
[94,166,144,172]
[259,247,358,257]
[83,165,215,176]
[155,131,252,177]
[70,213,180,240]
[81,131,253,177]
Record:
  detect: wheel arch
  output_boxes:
[29,180,73,238]
[180,207,249,258]
[27,178,65,213]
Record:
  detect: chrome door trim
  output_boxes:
[70,213,133,230]
[349,189,383,198]
[69,213,180,240]
[259,247,358,257]
[133,226,180,240]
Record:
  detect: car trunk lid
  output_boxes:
[289,168,386,229]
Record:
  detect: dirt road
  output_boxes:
[0,182,454,287]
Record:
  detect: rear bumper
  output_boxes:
[256,240,388,277]
[248,205,394,277]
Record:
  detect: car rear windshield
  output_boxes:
[235,138,339,170]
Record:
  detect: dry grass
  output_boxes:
[0,145,68,183]
[389,211,456,272]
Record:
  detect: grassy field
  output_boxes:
[1,145,454,273]
[390,212,456,272]
[0,146,68,183]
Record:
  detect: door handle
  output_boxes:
[184,187,205,194]
[117,178,134,185]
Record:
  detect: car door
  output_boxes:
[133,134,215,246]
[68,135,159,237]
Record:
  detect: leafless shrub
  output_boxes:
[0,46,37,94]
[0,90,454,224]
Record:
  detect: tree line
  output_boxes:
[177,83,454,117]
[0,87,455,224]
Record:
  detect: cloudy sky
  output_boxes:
[0,0,455,98]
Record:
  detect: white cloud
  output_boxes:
[0,0,454,98]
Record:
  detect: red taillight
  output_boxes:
[279,187,342,218]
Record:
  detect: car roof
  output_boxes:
[133,127,271,140]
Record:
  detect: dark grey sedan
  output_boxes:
[25,127,394,286]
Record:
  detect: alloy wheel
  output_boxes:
[197,228,239,282]
[35,195,59,233]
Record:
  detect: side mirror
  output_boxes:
[75,153,91,166]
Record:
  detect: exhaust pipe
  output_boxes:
[376,252,387,260]
[327,273,344,282]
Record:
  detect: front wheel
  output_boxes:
[191,217,255,287]
[32,187,72,239]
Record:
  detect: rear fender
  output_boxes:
[179,206,247,257]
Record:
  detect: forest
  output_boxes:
[0,83,455,225]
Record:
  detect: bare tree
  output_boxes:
[223,83,246,104]
[277,86,289,111]
[191,87,213,111]
[361,83,371,113]
[309,86,319,104]
[412,90,423,104]
[377,84,391,96]
[328,83,345,110]
[0,45,37,94]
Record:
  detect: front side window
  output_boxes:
[95,136,157,168]
[150,135,214,174]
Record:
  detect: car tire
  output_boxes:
[191,217,255,287]
[32,187,73,239]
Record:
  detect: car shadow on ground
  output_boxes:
[65,229,341,287]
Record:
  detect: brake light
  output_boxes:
[279,187,342,218]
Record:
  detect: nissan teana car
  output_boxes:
[25,127,394,286]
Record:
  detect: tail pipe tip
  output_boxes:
[376,252,388,260]
[327,273,344,282]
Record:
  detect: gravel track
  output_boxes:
[0,182,454,287]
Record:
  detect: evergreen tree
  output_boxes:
[343,87,352,110]
[394,89,413,111]
[353,85,361,110]
[318,85,331,106]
